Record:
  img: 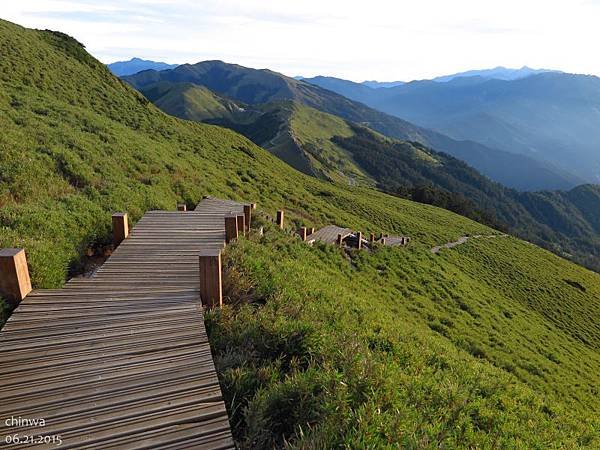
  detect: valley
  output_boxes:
[305,72,600,186]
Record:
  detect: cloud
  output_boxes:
[4,0,600,81]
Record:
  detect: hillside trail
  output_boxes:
[431,233,508,254]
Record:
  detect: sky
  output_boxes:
[3,0,600,81]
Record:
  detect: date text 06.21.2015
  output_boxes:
[4,433,63,446]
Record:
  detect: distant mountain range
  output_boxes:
[123,61,575,191]
[107,57,178,76]
[301,66,556,88]
[431,66,559,82]
[122,61,600,271]
[304,72,600,185]
[361,80,405,88]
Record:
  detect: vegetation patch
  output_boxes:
[206,226,600,448]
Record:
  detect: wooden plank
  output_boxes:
[0,199,246,448]
[307,225,353,244]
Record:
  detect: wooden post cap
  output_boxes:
[112,213,129,247]
[198,249,222,308]
[0,248,32,305]
[276,210,285,229]
[177,203,187,212]
[243,204,252,233]
[251,203,257,210]
[225,215,239,244]
[356,231,363,250]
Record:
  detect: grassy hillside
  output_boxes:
[139,80,250,122]
[211,222,600,448]
[1,19,600,448]
[128,83,600,272]
[216,101,372,186]
[123,62,573,191]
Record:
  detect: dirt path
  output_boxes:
[431,234,508,254]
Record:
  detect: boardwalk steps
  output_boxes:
[0,197,251,449]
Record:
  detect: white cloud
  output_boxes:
[3,0,600,81]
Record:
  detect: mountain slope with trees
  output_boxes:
[124,80,600,272]
[305,73,600,186]
[123,62,575,191]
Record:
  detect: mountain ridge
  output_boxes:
[126,76,600,272]
[107,57,178,76]
[124,61,578,191]
[305,72,600,185]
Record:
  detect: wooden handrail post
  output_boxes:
[336,233,343,247]
[225,216,239,244]
[0,248,32,306]
[356,231,363,250]
[198,249,222,308]
[276,210,285,229]
[243,205,252,233]
[251,203,257,210]
[299,227,307,241]
[309,227,315,235]
[370,233,375,245]
[112,213,129,247]
[177,203,187,212]
[236,214,245,235]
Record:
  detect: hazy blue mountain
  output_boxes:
[107,57,178,76]
[305,72,599,185]
[124,61,577,190]
[361,80,405,88]
[433,66,559,82]
[301,76,376,103]
[315,67,554,90]
[366,73,600,184]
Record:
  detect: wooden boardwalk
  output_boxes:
[381,236,410,247]
[0,199,249,449]
[306,225,353,245]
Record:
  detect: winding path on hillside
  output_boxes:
[431,234,508,254]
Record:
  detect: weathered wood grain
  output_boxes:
[0,200,248,449]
